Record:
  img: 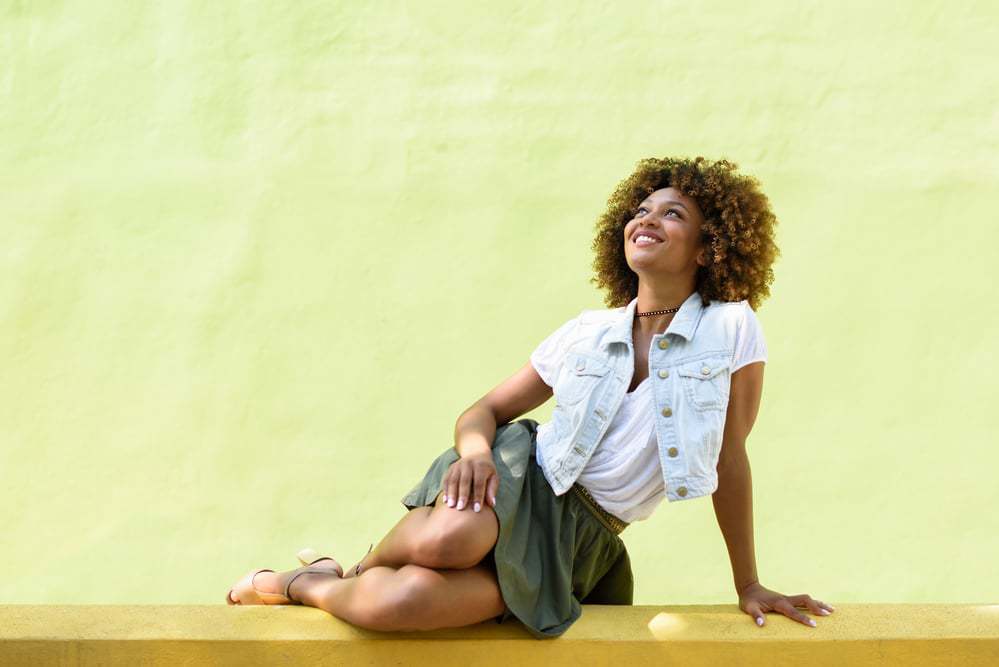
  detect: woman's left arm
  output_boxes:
[711,361,836,628]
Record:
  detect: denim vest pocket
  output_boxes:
[554,351,612,406]
[676,356,731,411]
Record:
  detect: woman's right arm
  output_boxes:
[446,361,554,510]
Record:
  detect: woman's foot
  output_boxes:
[227,556,343,605]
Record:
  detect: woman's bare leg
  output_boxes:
[239,490,508,630]
[341,489,499,578]
[279,562,507,632]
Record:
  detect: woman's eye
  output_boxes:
[636,207,680,217]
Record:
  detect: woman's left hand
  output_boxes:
[737,581,835,627]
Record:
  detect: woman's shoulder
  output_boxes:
[695,299,761,343]
[703,298,755,320]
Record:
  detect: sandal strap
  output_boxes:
[283,567,337,602]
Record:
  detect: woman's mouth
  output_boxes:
[633,234,663,247]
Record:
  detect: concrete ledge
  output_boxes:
[2,604,998,665]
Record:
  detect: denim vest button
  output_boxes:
[668,446,678,457]
[662,407,672,417]
[701,366,710,375]
[677,486,688,497]
[658,369,668,378]
[658,339,670,350]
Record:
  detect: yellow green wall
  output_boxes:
[2,1,996,607]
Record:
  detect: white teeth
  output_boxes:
[635,234,660,243]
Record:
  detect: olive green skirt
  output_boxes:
[399,417,634,639]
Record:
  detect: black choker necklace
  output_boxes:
[635,303,682,317]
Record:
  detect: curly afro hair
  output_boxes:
[589,156,780,311]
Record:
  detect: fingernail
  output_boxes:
[828,605,836,611]
[443,494,448,503]
[808,619,816,627]
[474,502,481,512]
[756,617,763,626]
[819,609,830,615]
[456,498,465,510]
[448,497,455,507]
[490,495,496,506]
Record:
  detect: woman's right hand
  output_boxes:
[442,452,498,513]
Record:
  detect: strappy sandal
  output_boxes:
[225,549,344,606]
[307,543,373,576]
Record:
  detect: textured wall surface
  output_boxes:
[1,1,997,609]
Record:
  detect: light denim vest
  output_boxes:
[537,290,746,503]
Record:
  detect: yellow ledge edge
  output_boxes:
[1,604,998,666]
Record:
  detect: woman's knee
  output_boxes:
[415,507,498,570]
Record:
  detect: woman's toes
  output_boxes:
[250,570,283,596]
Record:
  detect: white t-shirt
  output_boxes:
[530,301,767,523]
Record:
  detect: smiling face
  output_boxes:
[623,186,708,280]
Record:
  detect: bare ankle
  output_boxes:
[288,571,341,606]
[344,544,376,579]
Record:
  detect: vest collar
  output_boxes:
[602,290,706,350]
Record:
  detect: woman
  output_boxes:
[225,156,836,638]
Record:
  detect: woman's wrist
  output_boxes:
[456,441,492,459]
[454,406,497,459]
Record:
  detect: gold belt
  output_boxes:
[570,482,629,535]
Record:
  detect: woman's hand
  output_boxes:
[738,581,836,627]
[442,452,499,513]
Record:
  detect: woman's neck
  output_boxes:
[634,283,694,337]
